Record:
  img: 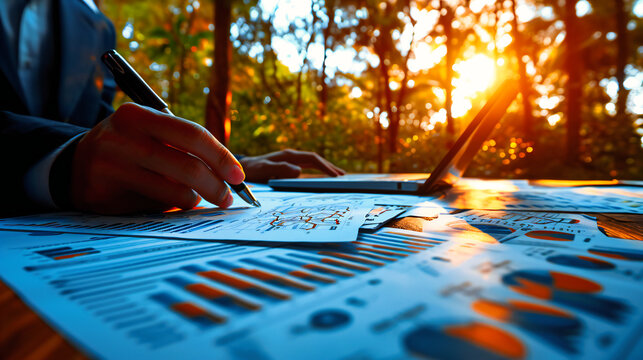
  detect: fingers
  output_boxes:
[106,135,234,208]
[268,149,345,176]
[98,160,202,210]
[262,160,302,180]
[114,103,245,185]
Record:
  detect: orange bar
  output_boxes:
[186,283,262,311]
[289,270,335,284]
[353,241,419,253]
[303,264,354,277]
[354,246,408,257]
[401,243,430,250]
[54,252,91,260]
[198,270,290,300]
[186,283,226,299]
[403,238,444,245]
[403,241,435,248]
[235,268,315,291]
[172,302,226,324]
[355,251,398,262]
[318,251,385,266]
[320,258,370,272]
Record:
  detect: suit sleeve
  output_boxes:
[0,112,91,216]
[0,11,117,217]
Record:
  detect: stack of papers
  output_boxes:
[1,179,642,359]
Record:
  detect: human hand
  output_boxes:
[239,149,346,183]
[70,103,245,214]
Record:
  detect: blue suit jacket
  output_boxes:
[0,1,116,216]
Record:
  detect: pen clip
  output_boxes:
[103,52,125,74]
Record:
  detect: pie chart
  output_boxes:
[546,254,615,270]
[403,320,525,359]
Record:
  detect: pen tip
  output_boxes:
[253,200,261,207]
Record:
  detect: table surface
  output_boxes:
[1,213,641,359]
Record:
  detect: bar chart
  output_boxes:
[1,221,641,360]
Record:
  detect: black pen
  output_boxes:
[101,49,261,207]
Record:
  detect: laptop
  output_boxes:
[268,79,519,195]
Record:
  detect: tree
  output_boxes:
[564,0,582,163]
[510,0,534,139]
[206,0,233,145]
[439,0,456,137]
[615,0,628,122]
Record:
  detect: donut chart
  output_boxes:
[501,270,628,322]
[546,255,615,270]
[472,298,581,353]
[525,230,574,241]
[403,320,525,360]
[472,299,580,331]
[588,248,643,261]
[502,270,602,298]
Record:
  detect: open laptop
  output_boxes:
[268,79,519,195]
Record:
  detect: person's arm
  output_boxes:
[67,103,245,215]
[0,111,90,216]
[24,132,87,208]
[1,44,117,217]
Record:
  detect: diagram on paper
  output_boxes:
[0,198,373,243]
[210,203,357,233]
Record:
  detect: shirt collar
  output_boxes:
[81,0,99,14]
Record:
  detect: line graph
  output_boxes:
[0,197,373,242]
[226,204,353,233]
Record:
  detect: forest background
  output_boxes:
[101,0,643,179]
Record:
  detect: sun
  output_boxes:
[453,54,497,95]
[450,53,498,118]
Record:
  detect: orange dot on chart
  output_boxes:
[445,322,526,359]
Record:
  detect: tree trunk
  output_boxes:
[317,1,336,157]
[615,0,628,120]
[296,18,316,115]
[205,0,232,145]
[177,5,197,115]
[319,2,336,121]
[441,1,455,137]
[375,42,395,153]
[564,0,582,163]
[510,0,533,139]
[376,68,385,173]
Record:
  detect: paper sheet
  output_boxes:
[1,221,642,360]
[442,180,643,213]
[0,194,373,242]
[402,209,643,252]
[2,184,643,358]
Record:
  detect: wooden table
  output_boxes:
[1,213,641,359]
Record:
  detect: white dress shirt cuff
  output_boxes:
[24,132,86,209]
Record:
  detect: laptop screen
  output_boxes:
[419,79,519,194]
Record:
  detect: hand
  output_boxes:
[239,149,346,182]
[70,103,245,214]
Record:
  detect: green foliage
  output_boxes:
[102,0,642,180]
